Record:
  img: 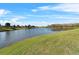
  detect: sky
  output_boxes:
[0,3,79,26]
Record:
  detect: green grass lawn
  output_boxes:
[0,29,79,55]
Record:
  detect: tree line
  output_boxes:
[48,23,79,31]
[0,23,36,31]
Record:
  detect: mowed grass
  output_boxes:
[0,29,79,55]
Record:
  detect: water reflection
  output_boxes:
[0,28,53,48]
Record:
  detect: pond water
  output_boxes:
[0,28,54,48]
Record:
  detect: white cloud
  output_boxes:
[26,21,53,26]
[32,9,38,12]
[0,20,11,25]
[0,9,10,16]
[10,16,26,25]
[0,16,26,25]
[38,6,50,11]
[32,4,79,13]
[52,4,79,13]
[54,15,79,20]
[0,20,4,25]
[11,16,26,22]
[32,5,50,12]
[0,9,27,26]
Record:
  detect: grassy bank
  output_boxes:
[0,27,28,32]
[0,29,79,54]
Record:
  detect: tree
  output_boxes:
[5,23,10,27]
[31,25,36,28]
[12,25,16,30]
[17,25,20,28]
[0,24,1,27]
[28,25,31,29]
[13,25,16,28]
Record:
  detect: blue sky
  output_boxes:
[0,3,79,26]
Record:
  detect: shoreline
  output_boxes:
[0,28,27,32]
[0,29,78,54]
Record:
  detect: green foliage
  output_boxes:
[5,23,11,27]
[49,23,79,31]
[0,24,36,32]
[0,26,28,32]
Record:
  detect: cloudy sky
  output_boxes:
[0,3,79,26]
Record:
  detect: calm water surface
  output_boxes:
[0,28,54,48]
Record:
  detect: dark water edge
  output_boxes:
[0,28,55,48]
